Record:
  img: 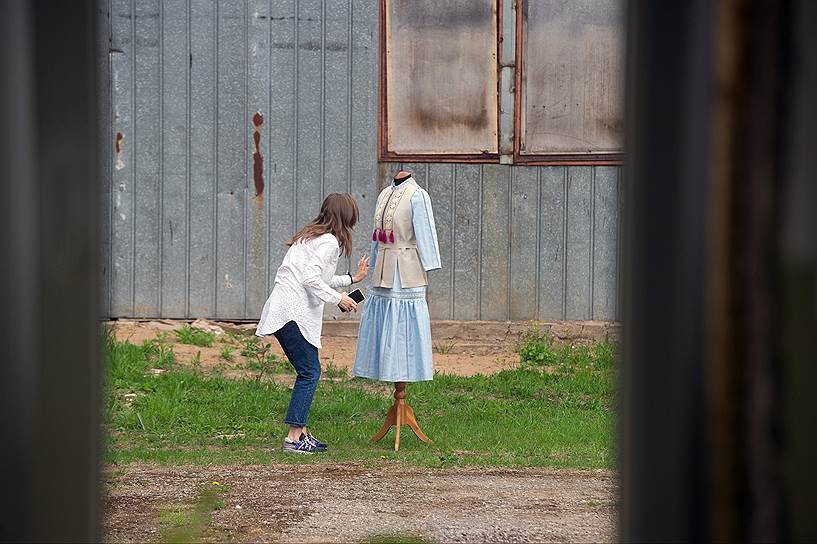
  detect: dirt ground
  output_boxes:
[109,319,519,378]
[104,463,616,543]
[106,319,617,542]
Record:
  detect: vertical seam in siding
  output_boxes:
[562,168,568,320]
[185,0,191,317]
[507,167,512,320]
[292,0,299,232]
[343,1,351,291]
[346,0,352,193]
[108,0,114,317]
[477,165,483,320]
[243,0,249,318]
[589,167,596,320]
[450,164,455,319]
[213,0,219,317]
[130,0,137,316]
[535,167,541,320]
[158,0,165,317]
[320,0,326,199]
[266,0,273,297]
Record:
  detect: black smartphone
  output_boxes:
[348,288,365,303]
[339,288,365,311]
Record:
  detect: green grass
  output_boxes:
[433,341,457,355]
[105,328,615,469]
[323,361,349,379]
[140,338,177,368]
[159,483,226,543]
[174,325,216,347]
[220,346,235,362]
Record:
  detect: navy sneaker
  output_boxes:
[302,432,328,452]
[282,436,322,454]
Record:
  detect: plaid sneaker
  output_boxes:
[282,436,321,454]
[302,432,328,452]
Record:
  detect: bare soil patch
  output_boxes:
[109,319,520,379]
[103,463,616,543]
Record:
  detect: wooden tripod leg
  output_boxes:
[371,382,432,450]
[405,404,432,444]
[393,382,406,451]
[394,401,403,451]
[370,402,396,443]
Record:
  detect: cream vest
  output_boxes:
[371,178,428,288]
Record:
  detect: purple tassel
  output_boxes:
[379,230,387,243]
[372,229,377,241]
[389,230,395,243]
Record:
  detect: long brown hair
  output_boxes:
[287,193,359,256]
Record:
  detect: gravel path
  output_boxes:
[104,463,616,543]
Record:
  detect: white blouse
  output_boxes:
[255,233,351,348]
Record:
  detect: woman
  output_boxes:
[256,193,368,454]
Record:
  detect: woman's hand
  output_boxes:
[352,255,370,283]
[338,293,358,312]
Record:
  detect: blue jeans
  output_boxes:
[273,321,321,427]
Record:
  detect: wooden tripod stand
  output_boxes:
[370,382,432,451]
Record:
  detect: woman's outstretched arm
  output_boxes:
[301,237,343,305]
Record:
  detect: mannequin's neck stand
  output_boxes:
[370,382,432,451]
[393,170,411,186]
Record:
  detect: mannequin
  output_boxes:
[372,171,427,449]
[352,170,442,451]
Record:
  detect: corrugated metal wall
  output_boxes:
[98,0,621,322]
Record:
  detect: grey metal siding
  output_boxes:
[98,0,621,322]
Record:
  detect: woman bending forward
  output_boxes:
[256,193,368,454]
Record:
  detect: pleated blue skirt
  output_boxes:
[352,265,433,382]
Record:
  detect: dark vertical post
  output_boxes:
[0,0,100,541]
[0,1,38,539]
[779,1,817,540]
[619,0,714,541]
[622,0,817,541]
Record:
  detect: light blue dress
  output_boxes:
[352,185,442,382]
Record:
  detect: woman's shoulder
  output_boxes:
[294,232,338,251]
[313,232,340,248]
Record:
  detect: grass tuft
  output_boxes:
[159,484,226,543]
[175,325,216,348]
[220,346,235,362]
[433,341,457,355]
[323,361,348,380]
[518,324,616,372]
[141,339,177,369]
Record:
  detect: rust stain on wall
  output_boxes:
[115,132,125,170]
[251,112,264,196]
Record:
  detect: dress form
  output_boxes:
[369,170,432,451]
[371,381,432,451]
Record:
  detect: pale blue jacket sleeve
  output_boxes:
[411,189,442,272]
[368,239,378,271]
